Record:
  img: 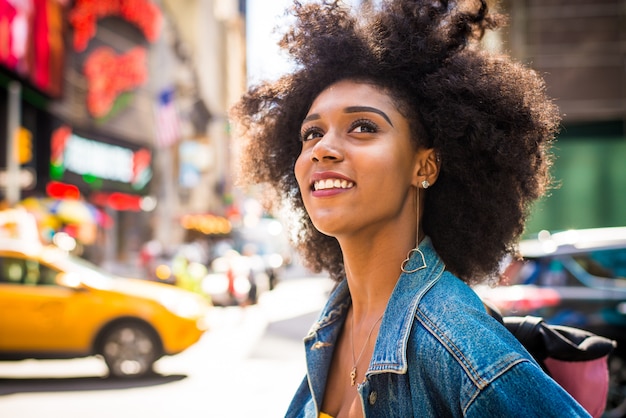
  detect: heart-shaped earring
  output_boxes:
[401,248,427,273]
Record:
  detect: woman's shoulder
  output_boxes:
[416,270,522,346]
[419,269,492,317]
[411,272,536,381]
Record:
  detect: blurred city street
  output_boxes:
[0,0,624,417]
[0,275,335,418]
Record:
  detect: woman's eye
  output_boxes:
[300,127,323,142]
[350,120,378,134]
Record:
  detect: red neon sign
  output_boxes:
[69,0,162,52]
[0,0,67,97]
[83,46,148,118]
[47,181,81,200]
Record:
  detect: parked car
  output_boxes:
[0,239,211,378]
[474,226,626,413]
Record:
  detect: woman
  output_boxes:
[231,0,591,417]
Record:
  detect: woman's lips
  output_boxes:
[310,172,355,192]
[313,178,355,191]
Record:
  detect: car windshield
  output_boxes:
[510,247,626,289]
[42,247,115,286]
[572,248,626,279]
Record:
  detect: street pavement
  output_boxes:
[0,276,335,418]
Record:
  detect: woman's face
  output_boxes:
[294,79,420,239]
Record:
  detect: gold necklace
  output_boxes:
[350,312,384,386]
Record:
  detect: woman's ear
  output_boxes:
[413,148,440,188]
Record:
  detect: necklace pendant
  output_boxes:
[350,367,357,386]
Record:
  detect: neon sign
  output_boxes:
[83,46,148,118]
[0,0,66,97]
[50,125,152,192]
[69,0,162,52]
[68,0,162,118]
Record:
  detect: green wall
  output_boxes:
[525,137,626,235]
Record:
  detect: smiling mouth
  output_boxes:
[313,179,355,191]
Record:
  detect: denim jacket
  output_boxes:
[285,237,590,418]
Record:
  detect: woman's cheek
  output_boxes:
[294,154,308,193]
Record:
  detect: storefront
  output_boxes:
[0,0,66,203]
[43,124,154,269]
[54,0,162,274]
[1,0,239,277]
[0,0,165,276]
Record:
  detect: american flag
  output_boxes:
[154,88,181,148]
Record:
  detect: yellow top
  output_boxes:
[320,413,334,418]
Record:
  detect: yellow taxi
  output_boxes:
[0,239,211,378]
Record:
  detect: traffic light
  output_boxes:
[15,127,33,165]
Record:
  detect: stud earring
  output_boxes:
[421,180,430,189]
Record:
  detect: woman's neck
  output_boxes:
[339,228,420,320]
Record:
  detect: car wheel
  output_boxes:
[100,322,160,378]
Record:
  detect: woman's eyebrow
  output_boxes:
[302,113,320,124]
[301,106,394,126]
[345,106,393,126]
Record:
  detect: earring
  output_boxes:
[421,180,430,189]
[401,187,426,274]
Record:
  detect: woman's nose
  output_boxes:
[311,133,343,162]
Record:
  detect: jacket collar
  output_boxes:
[308,237,446,374]
[370,237,446,374]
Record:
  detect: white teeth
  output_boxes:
[314,179,355,191]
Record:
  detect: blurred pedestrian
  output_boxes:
[231,0,590,417]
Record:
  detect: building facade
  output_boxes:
[499,0,626,232]
[0,0,246,276]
